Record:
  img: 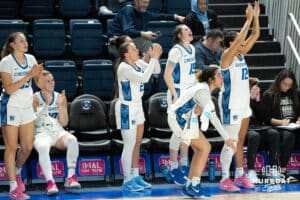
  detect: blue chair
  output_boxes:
[166,0,190,15]
[59,0,91,17]
[0,20,27,50]
[22,0,55,18]
[45,60,78,101]
[147,21,176,56]
[0,0,19,19]
[33,19,65,57]
[82,59,114,100]
[69,19,103,57]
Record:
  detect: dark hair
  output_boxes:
[223,31,237,48]
[269,69,299,110]
[1,32,23,58]
[115,35,131,51]
[196,65,220,83]
[206,29,224,40]
[113,42,132,99]
[173,24,185,45]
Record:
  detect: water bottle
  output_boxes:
[208,159,215,182]
[160,164,173,183]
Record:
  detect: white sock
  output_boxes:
[9,181,18,192]
[220,144,234,181]
[121,129,136,183]
[131,168,139,178]
[180,157,188,167]
[185,178,192,187]
[64,134,79,178]
[170,161,178,170]
[191,177,201,186]
[235,167,244,178]
[16,167,22,175]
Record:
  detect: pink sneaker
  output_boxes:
[220,178,240,192]
[9,187,30,200]
[64,174,81,191]
[234,174,255,189]
[16,175,25,193]
[46,180,59,196]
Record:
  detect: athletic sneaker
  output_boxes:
[9,187,30,200]
[122,179,144,192]
[220,178,240,192]
[247,170,259,184]
[16,174,25,193]
[170,168,186,185]
[64,174,81,192]
[160,164,174,183]
[46,180,59,196]
[235,174,255,189]
[179,165,189,177]
[182,183,211,198]
[134,176,152,189]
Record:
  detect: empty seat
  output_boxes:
[33,19,65,58]
[166,0,190,16]
[22,0,55,19]
[0,0,19,19]
[59,0,91,17]
[45,60,78,101]
[69,19,103,57]
[147,21,176,56]
[0,20,27,50]
[82,59,114,100]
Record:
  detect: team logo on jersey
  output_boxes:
[81,100,91,110]
[9,115,15,121]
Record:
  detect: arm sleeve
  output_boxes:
[120,59,155,83]
[148,12,175,21]
[121,9,142,37]
[261,91,273,125]
[136,58,161,75]
[167,47,182,65]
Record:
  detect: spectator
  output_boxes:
[194,29,224,70]
[184,0,223,43]
[108,0,185,53]
[260,69,299,183]
[0,32,43,200]
[33,70,81,196]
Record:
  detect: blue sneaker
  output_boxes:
[182,183,211,198]
[179,165,189,177]
[160,164,174,183]
[122,179,144,192]
[134,176,152,189]
[171,168,187,185]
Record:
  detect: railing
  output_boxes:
[260,0,300,84]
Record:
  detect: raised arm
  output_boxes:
[240,1,260,55]
[221,3,253,68]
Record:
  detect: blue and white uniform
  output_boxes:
[0,53,37,126]
[166,43,197,103]
[219,54,252,125]
[168,82,230,141]
[34,92,67,145]
[115,58,159,130]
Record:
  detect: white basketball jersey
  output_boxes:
[168,44,196,97]
[35,91,60,120]
[0,54,37,108]
[219,55,250,124]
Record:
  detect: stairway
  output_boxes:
[210,0,285,93]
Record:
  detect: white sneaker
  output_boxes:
[118,0,127,3]
[247,170,259,184]
[99,6,113,15]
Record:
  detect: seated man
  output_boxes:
[108,0,184,55]
[194,29,224,70]
[33,70,81,196]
